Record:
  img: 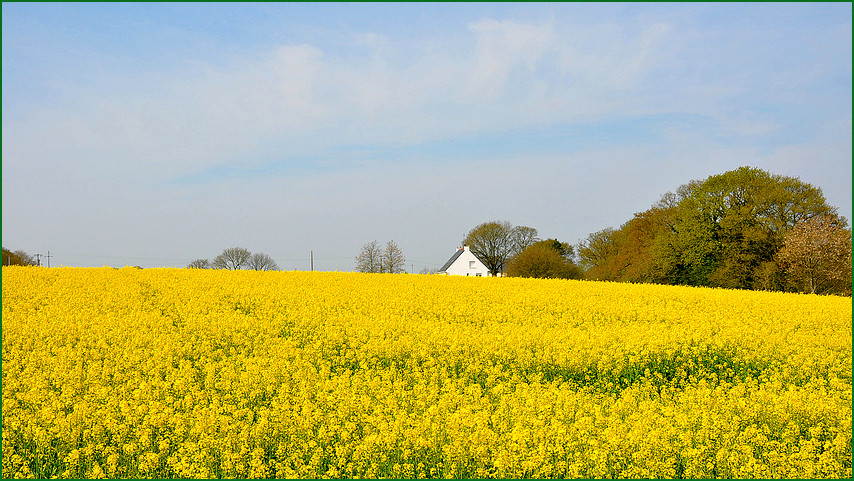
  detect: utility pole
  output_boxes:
[34,253,41,266]
[310,250,313,271]
[45,251,52,268]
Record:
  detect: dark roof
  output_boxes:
[438,248,465,272]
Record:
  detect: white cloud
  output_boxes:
[466,18,554,98]
[6,14,696,175]
[3,5,850,269]
[716,111,783,137]
[4,15,730,214]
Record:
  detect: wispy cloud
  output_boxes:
[3,14,702,175]
[2,3,850,269]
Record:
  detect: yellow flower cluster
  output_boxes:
[2,267,851,478]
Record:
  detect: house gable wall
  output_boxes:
[442,246,491,277]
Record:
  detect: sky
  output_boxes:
[3,2,851,271]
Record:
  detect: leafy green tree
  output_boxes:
[752,260,786,292]
[666,167,837,289]
[576,227,627,281]
[575,167,840,291]
[506,239,582,279]
[538,238,575,261]
[616,203,680,283]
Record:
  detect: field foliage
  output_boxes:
[2,267,851,478]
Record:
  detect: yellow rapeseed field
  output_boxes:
[2,266,851,478]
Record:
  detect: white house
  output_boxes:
[438,245,496,277]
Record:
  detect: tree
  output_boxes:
[776,215,852,295]
[572,166,842,292]
[4,249,34,266]
[382,240,406,274]
[3,248,20,266]
[753,260,785,292]
[464,221,537,276]
[510,226,540,257]
[576,227,627,280]
[212,247,252,270]
[356,240,406,273]
[247,252,279,271]
[355,240,383,273]
[13,250,35,266]
[578,167,840,289]
[3,248,35,266]
[541,238,576,261]
[506,240,582,279]
[616,201,682,284]
[187,259,211,269]
[665,166,837,289]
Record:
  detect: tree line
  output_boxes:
[2,248,37,266]
[7,168,847,295]
[187,247,279,271]
[575,166,851,295]
[429,166,850,296]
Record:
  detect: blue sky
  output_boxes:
[3,3,851,271]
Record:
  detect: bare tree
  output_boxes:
[12,250,35,266]
[464,221,539,276]
[355,240,383,273]
[510,226,540,257]
[212,247,252,270]
[187,259,211,269]
[247,252,279,271]
[383,240,406,273]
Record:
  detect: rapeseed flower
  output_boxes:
[2,267,850,478]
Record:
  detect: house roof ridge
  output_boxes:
[438,246,465,272]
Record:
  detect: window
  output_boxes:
[475,273,482,277]
[469,261,476,269]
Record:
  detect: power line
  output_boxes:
[55,253,192,261]
[31,250,444,270]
